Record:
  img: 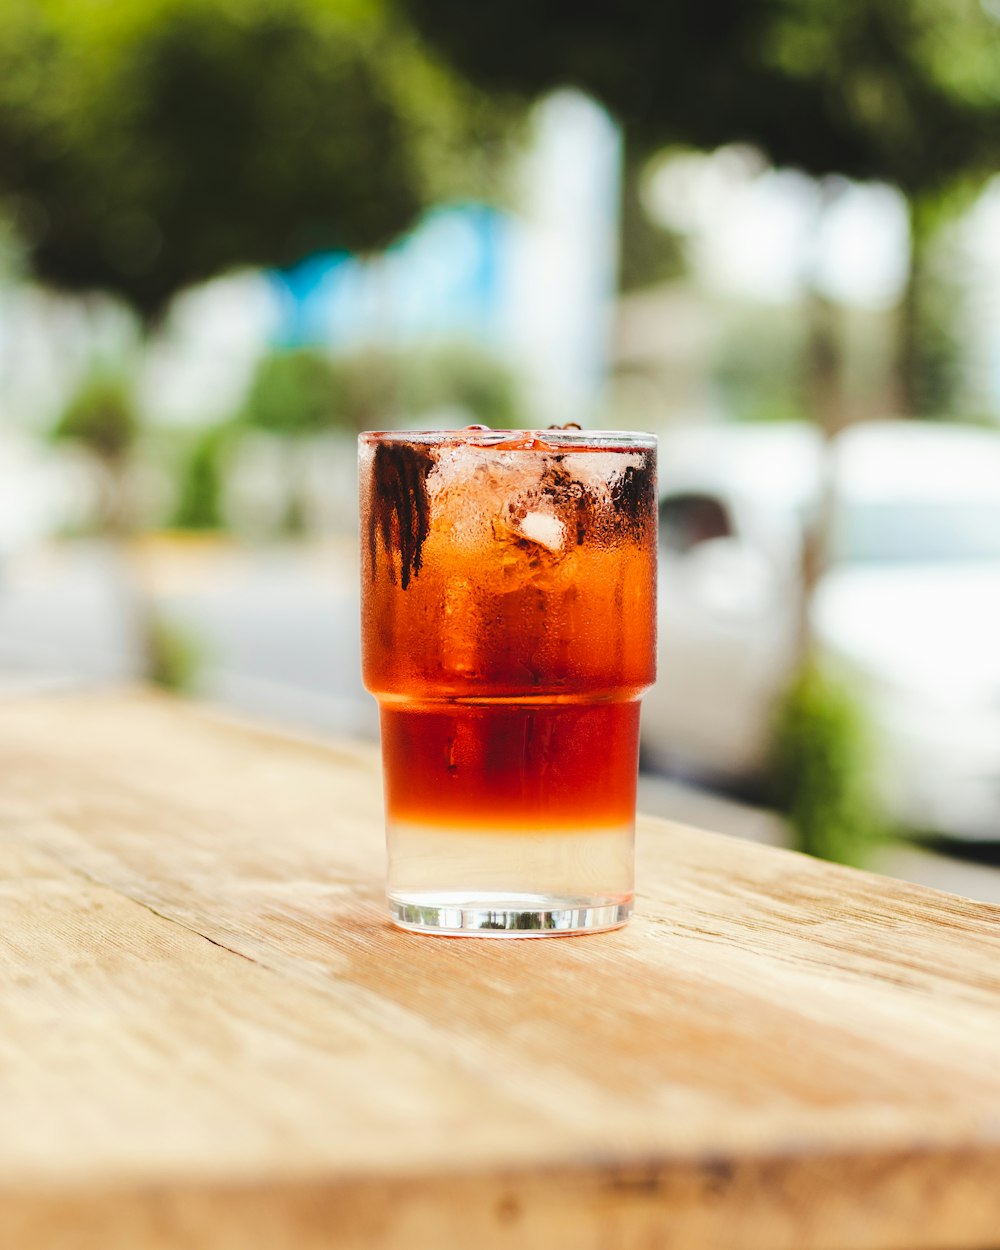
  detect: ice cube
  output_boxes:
[566,451,645,500]
[517,510,565,551]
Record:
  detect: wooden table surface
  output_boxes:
[2,689,999,1250]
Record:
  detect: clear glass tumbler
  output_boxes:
[359,427,657,936]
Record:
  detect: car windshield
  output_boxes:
[833,498,1000,564]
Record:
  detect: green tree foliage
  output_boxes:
[760,0,1000,199]
[52,372,139,534]
[618,146,686,293]
[764,3,1000,417]
[398,0,1000,414]
[51,369,204,687]
[240,350,352,437]
[399,344,519,428]
[53,374,139,467]
[0,0,513,320]
[241,343,521,436]
[397,0,1000,195]
[238,347,370,537]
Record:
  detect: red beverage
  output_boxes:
[360,428,657,935]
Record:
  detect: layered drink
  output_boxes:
[360,427,657,935]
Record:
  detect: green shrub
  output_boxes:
[146,614,203,693]
[769,661,885,867]
[171,424,232,531]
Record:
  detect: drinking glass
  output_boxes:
[360,428,657,936]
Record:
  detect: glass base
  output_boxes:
[388,892,632,938]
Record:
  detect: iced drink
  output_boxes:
[359,428,657,936]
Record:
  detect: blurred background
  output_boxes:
[2,0,1000,898]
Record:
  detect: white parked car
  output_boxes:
[816,422,1000,841]
[641,419,1000,841]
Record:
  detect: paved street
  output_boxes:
[0,537,375,737]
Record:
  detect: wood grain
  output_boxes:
[1,688,999,1250]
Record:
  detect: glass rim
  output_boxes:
[358,428,657,449]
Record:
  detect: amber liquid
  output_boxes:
[360,431,656,933]
[379,698,640,830]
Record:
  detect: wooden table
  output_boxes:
[2,689,999,1250]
